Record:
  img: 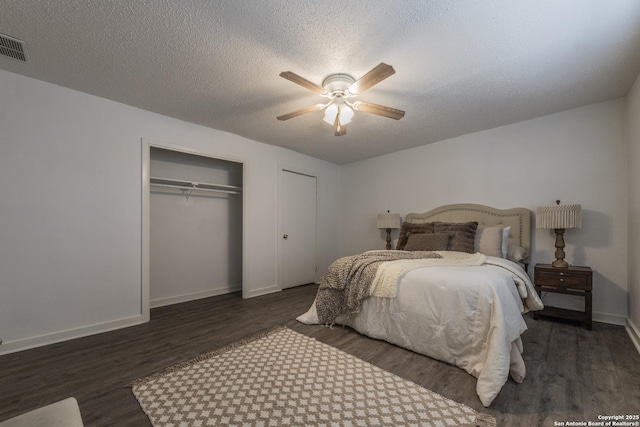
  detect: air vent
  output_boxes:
[0,33,27,62]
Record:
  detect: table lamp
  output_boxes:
[377,211,401,250]
[536,200,582,268]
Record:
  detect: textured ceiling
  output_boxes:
[2,1,640,164]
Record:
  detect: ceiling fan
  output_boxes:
[277,63,405,136]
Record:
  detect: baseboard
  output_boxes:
[593,311,627,326]
[243,284,280,299]
[626,318,640,355]
[151,285,242,308]
[539,295,627,326]
[0,314,145,356]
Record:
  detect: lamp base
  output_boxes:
[385,228,392,250]
[551,259,569,268]
[552,228,569,268]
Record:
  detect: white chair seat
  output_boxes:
[0,397,83,427]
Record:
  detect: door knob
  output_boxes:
[283,234,288,239]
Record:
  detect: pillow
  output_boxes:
[507,244,528,262]
[404,232,451,251]
[474,225,504,258]
[502,226,511,258]
[434,221,478,253]
[396,222,435,250]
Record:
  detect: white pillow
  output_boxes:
[507,244,528,262]
[501,226,511,258]
[475,225,504,258]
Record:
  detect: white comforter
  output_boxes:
[297,253,542,407]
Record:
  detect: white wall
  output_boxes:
[0,69,341,354]
[341,100,628,324]
[627,72,640,347]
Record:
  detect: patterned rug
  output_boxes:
[131,327,496,427]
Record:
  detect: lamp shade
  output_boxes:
[536,203,582,229]
[377,213,401,229]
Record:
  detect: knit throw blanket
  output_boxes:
[315,250,442,324]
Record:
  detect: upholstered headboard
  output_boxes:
[404,203,531,258]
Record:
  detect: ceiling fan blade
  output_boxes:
[346,63,395,96]
[277,104,323,121]
[333,114,346,136]
[353,101,405,120]
[280,71,327,95]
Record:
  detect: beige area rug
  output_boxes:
[131,327,496,427]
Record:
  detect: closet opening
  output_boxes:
[141,140,244,321]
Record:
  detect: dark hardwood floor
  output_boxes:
[1,284,639,426]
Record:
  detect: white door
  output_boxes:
[279,170,317,289]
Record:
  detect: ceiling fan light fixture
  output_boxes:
[323,104,353,126]
[339,105,354,125]
[322,104,337,125]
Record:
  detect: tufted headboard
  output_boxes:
[404,203,531,259]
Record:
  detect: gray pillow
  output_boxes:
[433,221,479,253]
[396,222,436,250]
[404,232,451,251]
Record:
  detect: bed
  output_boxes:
[297,203,543,407]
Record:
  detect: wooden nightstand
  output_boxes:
[533,263,593,330]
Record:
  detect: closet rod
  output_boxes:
[149,176,242,195]
[150,182,241,195]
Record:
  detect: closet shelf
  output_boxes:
[150,176,242,197]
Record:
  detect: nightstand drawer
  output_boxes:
[535,270,591,290]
